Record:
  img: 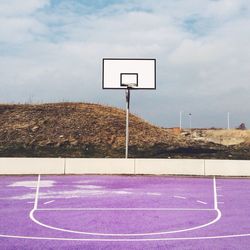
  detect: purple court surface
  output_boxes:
[1,175,250,249]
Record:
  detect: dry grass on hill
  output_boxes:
[0,102,249,159]
[0,103,177,157]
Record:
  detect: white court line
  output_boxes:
[29,175,221,237]
[44,200,55,205]
[213,176,218,210]
[196,200,207,205]
[34,175,40,210]
[37,208,213,211]
[29,208,221,237]
[173,196,186,199]
[2,176,249,241]
[1,232,250,241]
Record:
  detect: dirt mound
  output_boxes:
[0,103,249,159]
[0,103,177,157]
[190,129,250,146]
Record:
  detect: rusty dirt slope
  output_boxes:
[0,103,249,159]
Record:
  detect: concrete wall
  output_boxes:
[0,158,65,175]
[135,159,204,175]
[1,158,250,176]
[205,160,250,176]
[65,158,135,174]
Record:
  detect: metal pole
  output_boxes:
[227,112,230,130]
[189,113,192,130]
[125,88,130,158]
[179,111,182,130]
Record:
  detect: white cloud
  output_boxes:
[168,39,224,64]
[0,17,48,43]
[205,0,247,19]
[0,0,49,16]
[0,0,250,127]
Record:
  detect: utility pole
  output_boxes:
[227,112,230,130]
[189,113,192,130]
[179,111,182,130]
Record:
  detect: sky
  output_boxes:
[0,0,250,128]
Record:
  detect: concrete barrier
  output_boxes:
[1,158,250,176]
[135,159,205,175]
[65,158,135,174]
[0,158,65,175]
[205,160,250,176]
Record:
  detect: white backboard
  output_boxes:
[102,58,156,89]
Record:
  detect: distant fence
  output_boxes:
[0,158,250,177]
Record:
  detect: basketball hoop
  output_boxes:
[102,58,156,158]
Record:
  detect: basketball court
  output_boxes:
[1,59,249,249]
[1,175,250,249]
